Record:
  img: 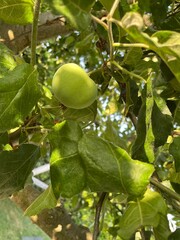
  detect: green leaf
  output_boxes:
[139,0,169,25]
[49,120,85,198]
[49,0,95,29]
[153,214,171,240]
[161,12,180,32]
[132,88,173,161]
[24,185,57,216]
[152,31,180,83]
[78,135,154,196]
[150,0,169,25]
[121,16,180,83]
[63,101,97,126]
[138,0,150,11]
[118,189,168,240]
[0,0,33,25]
[123,47,143,67]
[168,229,180,240]
[131,87,149,162]
[0,144,40,198]
[174,101,180,125]
[169,137,180,172]
[0,132,9,150]
[0,43,17,78]
[152,94,173,147]
[0,63,41,132]
[102,119,127,150]
[144,74,155,163]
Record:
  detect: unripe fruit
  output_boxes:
[52,63,97,109]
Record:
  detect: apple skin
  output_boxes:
[52,63,97,109]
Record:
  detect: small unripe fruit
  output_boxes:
[52,63,97,109]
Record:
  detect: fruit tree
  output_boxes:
[0,0,180,239]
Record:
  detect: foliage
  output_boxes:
[0,198,50,240]
[0,0,33,24]
[0,0,180,239]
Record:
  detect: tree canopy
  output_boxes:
[0,0,180,239]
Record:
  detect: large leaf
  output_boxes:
[118,189,169,240]
[0,0,33,24]
[49,0,95,29]
[49,120,85,198]
[0,63,41,132]
[0,144,40,198]
[131,79,155,163]
[132,88,173,161]
[25,185,57,216]
[121,13,180,83]
[78,135,154,196]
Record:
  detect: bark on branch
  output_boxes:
[0,12,71,53]
[12,185,92,240]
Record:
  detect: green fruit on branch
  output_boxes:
[52,63,98,109]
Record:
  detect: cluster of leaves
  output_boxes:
[0,0,180,239]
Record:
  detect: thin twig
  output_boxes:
[127,111,138,129]
[93,192,107,240]
[111,60,146,82]
[108,0,120,17]
[91,14,108,31]
[150,177,180,202]
[107,0,120,62]
[31,0,41,66]
[107,21,114,61]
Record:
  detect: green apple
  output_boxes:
[52,63,97,109]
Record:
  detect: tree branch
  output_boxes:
[150,178,180,202]
[0,12,71,53]
[93,192,107,240]
[31,0,41,66]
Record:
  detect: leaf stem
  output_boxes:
[108,0,120,17]
[31,0,41,66]
[150,177,180,202]
[107,0,120,62]
[113,42,149,48]
[107,21,114,61]
[111,60,146,82]
[91,14,108,31]
[93,192,107,240]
